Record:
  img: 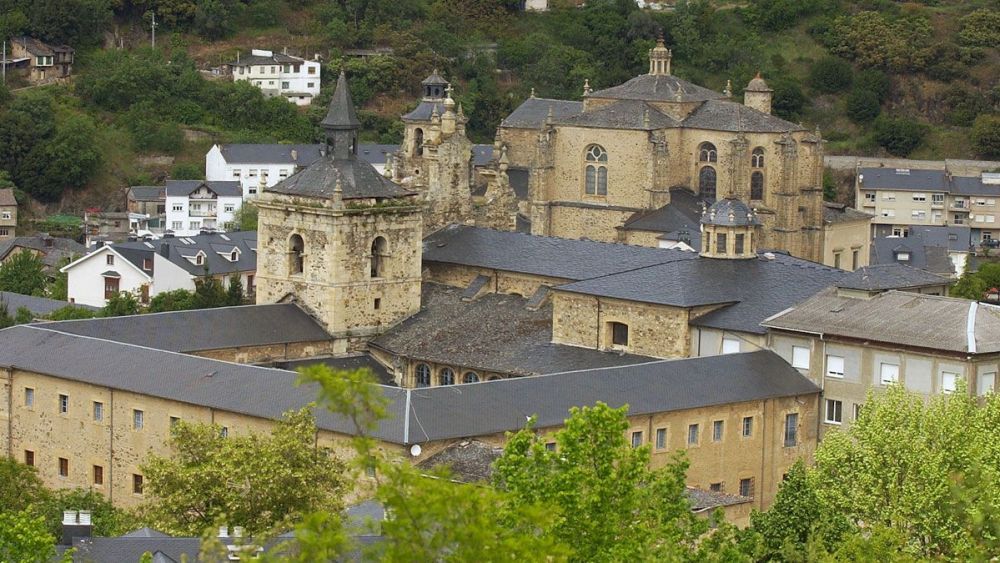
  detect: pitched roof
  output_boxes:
[265,154,413,200]
[423,225,695,281]
[371,283,657,376]
[0,236,88,268]
[858,167,947,192]
[681,99,803,133]
[0,188,16,206]
[12,36,68,56]
[36,303,327,353]
[870,232,963,276]
[587,73,725,104]
[836,263,951,291]
[107,231,257,277]
[620,188,704,246]
[127,186,165,202]
[501,98,583,129]
[701,198,760,226]
[401,100,441,122]
[229,51,303,66]
[321,71,361,130]
[164,180,242,198]
[0,291,97,316]
[951,175,1000,197]
[217,143,323,165]
[823,202,873,224]
[554,99,679,130]
[762,288,1000,354]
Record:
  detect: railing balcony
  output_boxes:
[188,208,217,218]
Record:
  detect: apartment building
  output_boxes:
[227,49,321,106]
[0,188,16,239]
[164,180,242,237]
[856,167,1000,243]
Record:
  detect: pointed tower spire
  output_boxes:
[321,71,360,160]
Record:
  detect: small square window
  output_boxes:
[631,431,643,448]
[59,394,69,414]
[133,409,144,430]
[170,416,180,428]
[133,474,144,494]
[942,372,958,393]
[712,420,724,442]
[544,441,556,452]
[610,322,628,347]
[826,355,844,378]
[880,363,899,385]
[722,338,740,354]
[791,346,810,370]
[742,416,753,437]
[687,424,699,445]
[59,458,69,477]
[655,428,667,449]
[709,482,723,492]
[93,465,104,485]
[739,478,754,498]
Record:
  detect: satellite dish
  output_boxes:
[410,444,422,457]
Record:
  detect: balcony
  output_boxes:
[188,208,217,218]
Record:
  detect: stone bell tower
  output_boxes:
[255,71,423,350]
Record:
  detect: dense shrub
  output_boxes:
[846,88,881,123]
[971,114,1000,160]
[808,57,853,94]
[872,116,928,156]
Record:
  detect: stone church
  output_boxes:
[497,38,870,264]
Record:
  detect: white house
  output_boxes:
[228,49,321,106]
[62,232,257,308]
[205,144,398,197]
[165,180,243,237]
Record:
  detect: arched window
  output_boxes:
[413,128,424,157]
[370,237,387,278]
[289,234,304,275]
[415,364,431,388]
[699,166,717,200]
[439,368,455,386]
[750,171,764,200]
[751,147,765,168]
[463,372,479,384]
[698,142,717,163]
[584,144,608,196]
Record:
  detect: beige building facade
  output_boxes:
[0,188,16,240]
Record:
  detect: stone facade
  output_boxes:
[0,189,16,240]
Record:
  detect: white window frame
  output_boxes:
[826,355,845,378]
[864,192,876,203]
[133,409,144,430]
[912,193,926,202]
[880,362,899,385]
[882,192,896,201]
[941,372,958,394]
[980,372,996,396]
[722,337,740,354]
[791,346,810,370]
[825,399,843,424]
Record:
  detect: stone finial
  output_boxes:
[649,33,672,76]
[332,176,344,208]
[583,78,591,96]
[258,171,267,192]
[457,103,465,117]
[499,146,509,172]
[674,82,684,102]
[383,154,393,178]
[723,79,732,97]
[545,104,554,125]
[431,104,440,121]
[530,87,535,98]
[643,108,650,128]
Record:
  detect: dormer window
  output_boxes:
[195,254,204,266]
[230,250,238,262]
[895,251,910,262]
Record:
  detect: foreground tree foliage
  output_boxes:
[0,250,47,296]
[141,408,346,536]
[0,510,66,563]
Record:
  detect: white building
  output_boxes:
[205,143,398,197]
[228,49,321,106]
[62,232,257,308]
[165,180,243,237]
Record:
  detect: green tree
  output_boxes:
[971,114,1000,160]
[951,263,1000,300]
[147,289,197,312]
[171,163,203,180]
[102,291,140,317]
[141,408,346,536]
[36,488,137,539]
[872,116,928,157]
[845,88,881,124]
[46,305,97,321]
[14,306,33,324]
[958,8,1000,48]
[0,299,12,329]
[770,78,806,121]
[230,201,258,231]
[192,276,227,309]
[0,250,47,296]
[854,68,891,104]
[225,274,244,306]
[0,458,49,513]
[807,56,853,94]
[0,510,64,563]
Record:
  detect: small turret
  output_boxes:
[320,71,360,160]
[744,72,773,115]
[648,35,672,76]
[699,198,761,260]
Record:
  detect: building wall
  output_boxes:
[165,194,242,237]
[65,248,153,308]
[822,219,871,271]
[232,60,321,105]
[192,339,337,364]
[689,327,768,357]
[0,203,17,240]
[423,261,569,297]
[206,146,302,198]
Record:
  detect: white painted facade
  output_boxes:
[165,185,242,237]
[62,247,187,307]
[205,145,298,198]
[231,49,321,106]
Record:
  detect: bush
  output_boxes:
[171,163,203,180]
[854,69,891,103]
[971,114,1000,160]
[941,86,989,128]
[846,88,881,123]
[808,57,853,94]
[770,78,806,121]
[872,116,928,157]
[148,289,197,312]
[958,8,1000,48]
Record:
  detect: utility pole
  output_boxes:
[151,12,157,49]
[2,41,6,86]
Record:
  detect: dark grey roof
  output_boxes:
[229,52,303,66]
[401,100,441,122]
[371,283,657,376]
[120,528,171,538]
[836,263,951,291]
[164,180,242,198]
[471,144,493,167]
[13,36,71,56]
[273,355,395,386]
[218,143,323,165]
[0,188,15,206]
[501,98,583,129]
[858,167,947,192]
[71,537,201,562]
[682,99,802,133]
[423,225,695,282]
[701,198,760,226]
[0,291,97,316]
[687,488,750,511]
[870,229,968,276]
[0,236,87,269]
[36,303,329,353]
[951,175,1000,197]
[321,71,361,130]
[358,144,399,167]
[620,188,704,247]
[421,71,447,86]
[587,74,724,103]
[109,231,257,277]
[823,202,872,224]
[556,253,845,334]
[909,225,973,252]
[266,153,413,200]
[127,186,165,202]
[555,99,679,130]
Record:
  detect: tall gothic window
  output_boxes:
[698,142,717,163]
[414,128,424,156]
[699,166,717,200]
[751,147,765,168]
[370,237,387,278]
[289,234,304,275]
[584,144,608,196]
[750,171,764,200]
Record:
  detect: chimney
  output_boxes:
[290,149,298,162]
[61,510,93,546]
[218,525,229,538]
[159,243,170,258]
[233,526,244,538]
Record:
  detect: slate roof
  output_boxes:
[951,175,1000,197]
[870,230,966,276]
[836,263,951,291]
[266,154,413,200]
[229,52,303,66]
[908,226,974,252]
[127,186,165,202]
[762,288,1000,354]
[0,188,16,206]
[36,303,329,353]
[555,99,680,130]
[0,291,97,316]
[106,231,257,277]
[401,100,441,122]
[217,143,323,165]
[556,252,845,334]
[701,198,760,226]
[681,99,803,133]
[423,225,695,281]
[13,36,72,56]
[587,73,725,104]
[501,98,583,129]
[321,71,361,129]
[687,488,751,511]
[823,202,872,224]
[70,536,202,562]
[471,144,493,167]
[274,355,395,386]
[858,168,948,192]
[0,236,87,269]
[371,283,657,376]
[164,180,242,198]
[0,325,818,444]
[620,188,704,247]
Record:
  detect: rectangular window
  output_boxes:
[932,193,944,205]
[722,337,740,354]
[308,66,316,74]
[980,372,997,396]
[544,442,556,451]
[281,81,290,89]
[734,233,745,254]
[93,465,103,486]
[279,169,290,178]
[687,424,699,445]
[307,82,314,88]
[791,346,810,370]
[248,169,258,177]
[784,413,798,447]
[104,276,119,300]
[610,322,629,347]
[716,233,727,253]
[106,254,114,265]
[739,477,754,498]
[142,258,152,270]
[24,388,33,407]
[189,221,200,230]
[373,298,381,310]
[133,409,144,430]
[631,431,643,448]
[170,416,180,428]
[1,211,10,219]
[171,221,183,230]
[224,204,235,213]
[172,203,183,211]
[911,210,926,220]
[59,458,69,477]
[912,193,926,202]
[655,428,667,449]
[742,416,753,437]
[853,403,863,421]
[713,420,724,442]
[833,252,841,269]
[220,426,229,438]
[825,399,843,424]
[24,450,34,466]
[942,372,958,393]
[59,394,68,414]
[826,355,845,378]
[93,401,103,422]
[232,169,241,178]
[133,474,144,495]
[881,209,896,218]
[864,192,876,203]
[852,249,859,270]
[710,482,723,492]
[880,363,899,385]
[882,192,896,201]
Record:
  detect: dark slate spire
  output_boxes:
[321,71,360,160]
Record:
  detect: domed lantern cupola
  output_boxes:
[421,70,448,101]
[700,198,761,259]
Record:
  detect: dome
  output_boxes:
[745,73,772,92]
[701,198,761,227]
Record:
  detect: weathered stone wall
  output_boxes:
[192,340,337,364]
[423,262,568,297]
